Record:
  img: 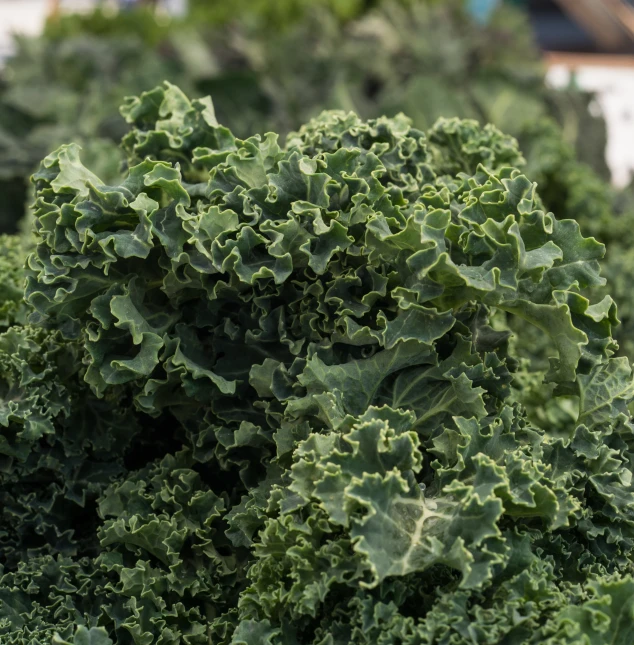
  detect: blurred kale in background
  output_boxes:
[0,0,611,232]
[5,0,634,365]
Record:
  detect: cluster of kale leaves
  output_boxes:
[1,83,634,645]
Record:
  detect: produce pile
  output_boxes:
[2,82,634,645]
[0,1,610,233]
[6,1,630,369]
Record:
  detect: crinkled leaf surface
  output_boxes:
[0,83,632,645]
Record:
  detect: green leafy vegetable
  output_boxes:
[2,82,634,644]
[0,0,610,237]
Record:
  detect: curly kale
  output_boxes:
[0,83,632,644]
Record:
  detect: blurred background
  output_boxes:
[1,0,633,242]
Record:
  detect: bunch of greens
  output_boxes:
[191,0,610,186]
[0,0,610,236]
[2,82,634,644]
[512,117,634,365]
